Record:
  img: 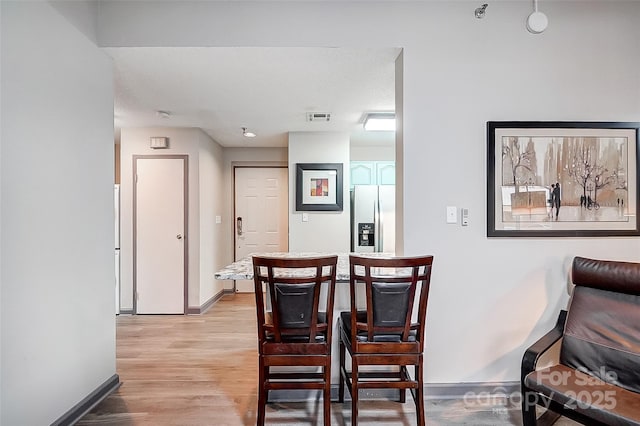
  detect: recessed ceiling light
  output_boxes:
[363,113,395,131]
[242,127,256,138]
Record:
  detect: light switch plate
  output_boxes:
[215,215,222,224]
[302,213,309,222]
[446,206,457,224]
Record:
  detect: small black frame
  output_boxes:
[295,163,343,211]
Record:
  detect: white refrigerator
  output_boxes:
[351,185,395,253]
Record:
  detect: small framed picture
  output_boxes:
[295,163,343,211]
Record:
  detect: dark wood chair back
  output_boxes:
[347,254,433,352]
[252,255,338,426]
[339,254,434,426]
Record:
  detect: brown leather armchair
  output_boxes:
[522,256,640,426]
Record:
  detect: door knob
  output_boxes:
[176,234,183,240]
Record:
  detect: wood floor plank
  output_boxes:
[78,293,580,425]
[79,294,258,425]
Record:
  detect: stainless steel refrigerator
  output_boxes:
[351,185,395,253]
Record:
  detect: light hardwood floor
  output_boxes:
[78,293,577,425]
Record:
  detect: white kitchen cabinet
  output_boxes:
[350,161,395,187]
[375,161,395,185]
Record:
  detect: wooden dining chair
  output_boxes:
[338,254,434,426]
[252,255,338,426]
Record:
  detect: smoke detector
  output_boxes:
[307,112,331,122]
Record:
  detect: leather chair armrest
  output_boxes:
[521,310,568,382]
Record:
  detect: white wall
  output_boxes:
[1,1,115,424]
[1,2,4,420]
[198,132,226,304]
[394,50,404,255]
[49,0,100,44]
[97,0,640,384]
[120,127,225,311]
[288,132,351,252]
[399,2,640,383]
[350,143,395,161]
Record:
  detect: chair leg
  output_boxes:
[399,366,406,403]
[521,386,538,426]
[324,362,331,426]
[351,358,358,426]
[257,360,267,426]
[415,362,425,426]
[339,339,345,403]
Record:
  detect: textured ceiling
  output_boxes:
[107,46,400,147]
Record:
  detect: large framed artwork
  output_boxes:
[295,163,344,211]
[487,121,640,237]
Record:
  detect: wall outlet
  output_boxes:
[215,215,222,224]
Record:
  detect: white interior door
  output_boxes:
[135,157,186,313]
[235,167,288,292]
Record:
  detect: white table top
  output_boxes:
[214,252,393,281]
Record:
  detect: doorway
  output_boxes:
[234,166,288,292]
[133,155,188,313]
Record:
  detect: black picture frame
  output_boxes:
[487,121,640,237]
[295,163,343,211]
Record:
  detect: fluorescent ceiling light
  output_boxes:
[363,113,395,131]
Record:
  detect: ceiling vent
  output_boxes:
[307,112,331,122]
